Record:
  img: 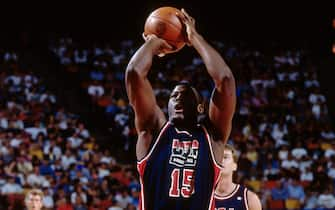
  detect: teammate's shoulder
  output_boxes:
[246,188,262,210]
[246,189,259,198]
[243,185,258,197]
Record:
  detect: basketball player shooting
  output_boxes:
[125,8,236,210]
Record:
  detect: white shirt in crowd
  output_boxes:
[67,136,83,148]
[88,84,104,97]
[43,194,54,209]
[24,74,39,88]
[281,159,299,170]
[300,170,314,182]
[327,167,335,179]
[317,193,335,208]
[9,138,22,148]
[40,93,57,103]
[325,148,335,158]
[278,149,289,161]
[27,173,47,187]
[114,193,133,209]
[5,75,21,86]
[43,143,62,160]
[321,131,335,140]
[291,147,307,160]
[61,153,77,170]
[298,159,313,172]
[24,127,47,140]
[309,93,326,105]
[76,128,90,139]
[1,182,23,194]
[71,192,87,204]
[0,117,8,129]
[98,167,110,178]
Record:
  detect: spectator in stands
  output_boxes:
[287,177,305,205]
[317,186,335,209]
[73,195,87,210]
[42,187,54,210]
[88,80,104,100]
[303,190,318,210]
[291,141,307,160]
[325,142,335,159]
[27,166,47,188]
[56,195,73,210]
[281,153,299,172]
[271,179,288,201]
[300,166,314,182]
[1,176,23,194]
[71,184,87,205]
[114,187,133,209]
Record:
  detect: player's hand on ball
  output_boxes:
[142,33,175,57]
[177,8,197,46]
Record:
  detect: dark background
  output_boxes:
[1,1,334,119]
[1,2,333,51]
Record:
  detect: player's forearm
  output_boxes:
[190,33,234,88]
[126,42,155,78]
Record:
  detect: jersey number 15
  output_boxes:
[169,168,195,198]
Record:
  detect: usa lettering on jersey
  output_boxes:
[169,139,199,167]
[215,208,235,210]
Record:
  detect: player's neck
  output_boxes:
[171,121,197,131]
[216,177,236,196]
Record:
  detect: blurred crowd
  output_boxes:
[0,36,334,209]
[0,50,139,210]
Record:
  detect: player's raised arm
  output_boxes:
[125,35,171,133]
[178,9,236,144]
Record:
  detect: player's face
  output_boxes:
[220,149,237,176]
[168,85,198,125]
[26,195,43,210]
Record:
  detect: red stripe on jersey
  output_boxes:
[137,159,147,177]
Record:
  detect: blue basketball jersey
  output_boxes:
[214,184,249,210]
[137,122,222,210]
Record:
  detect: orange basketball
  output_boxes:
[144,6,186,52]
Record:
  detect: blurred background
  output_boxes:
[0,1,334,209]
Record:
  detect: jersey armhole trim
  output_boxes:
[244,188,249,210]
[137,122,170,164]
[201,125,223,170]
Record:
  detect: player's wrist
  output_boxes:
[188,31,202,45]
[145,38,163,54]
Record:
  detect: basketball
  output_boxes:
[144,6,186,52]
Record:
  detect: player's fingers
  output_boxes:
[176,10,186,21]
[162,41,174,50]
[181,9,191,20]
[144,33,159,42]
[181,8,195,24]
[142,33,148,41]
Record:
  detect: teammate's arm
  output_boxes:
[247,191,262,210]
[178,9,236,144]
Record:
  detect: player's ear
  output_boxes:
[233,162,237,171]
[197,103,204,114]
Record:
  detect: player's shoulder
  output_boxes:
[243,185,259,198]
[246,189,259,199]
[245,187,262,210]
[200,115,225,141]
